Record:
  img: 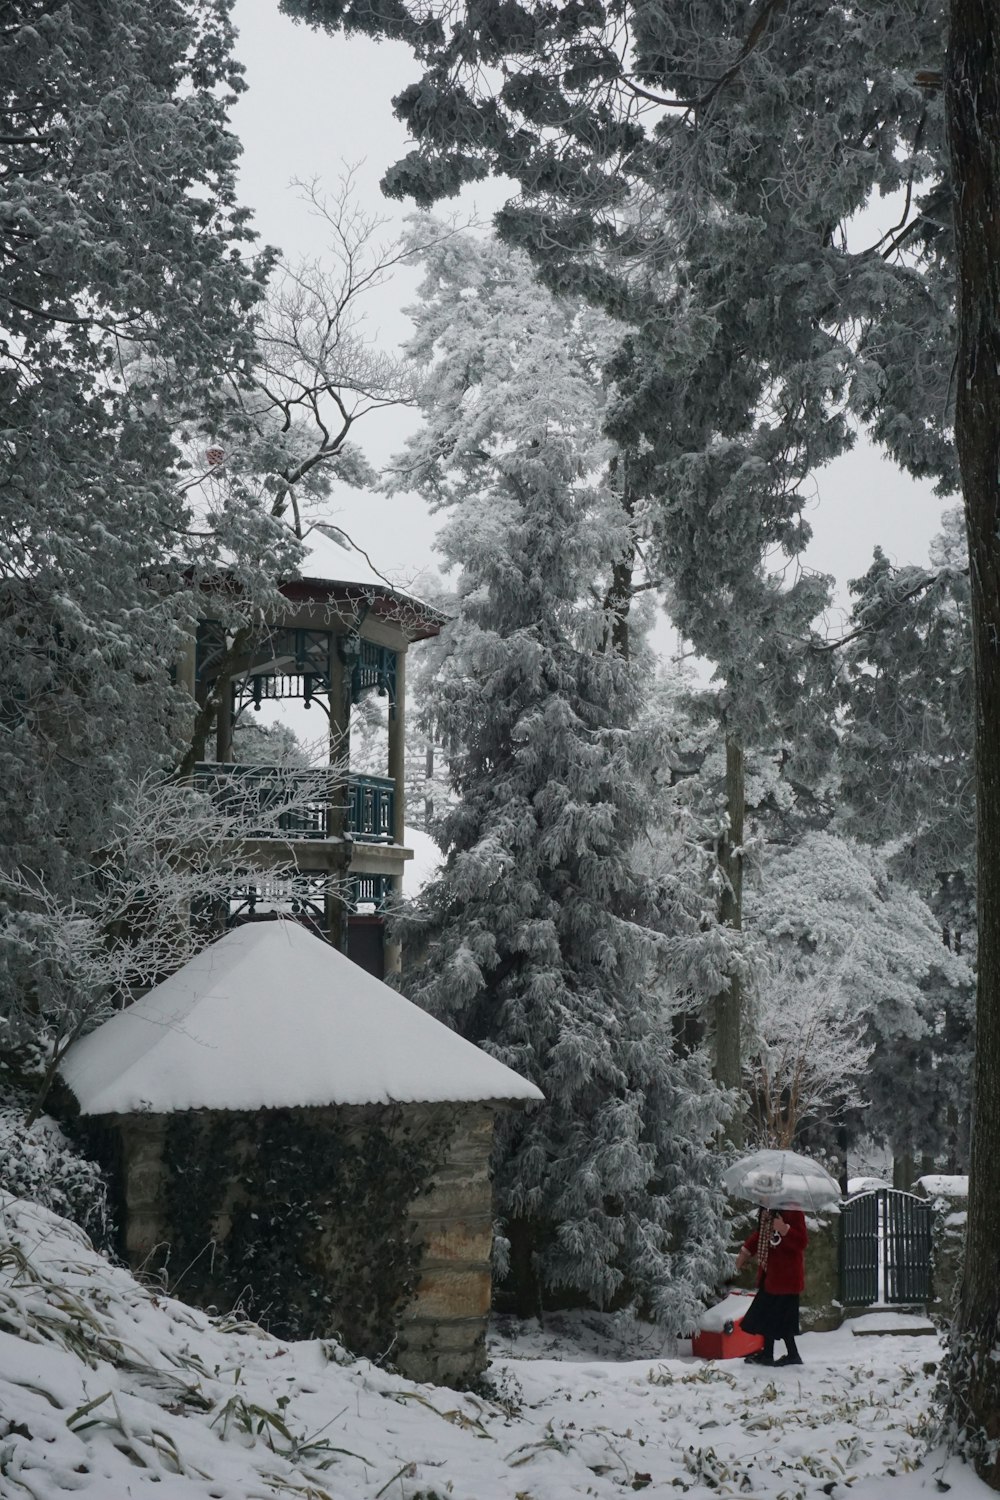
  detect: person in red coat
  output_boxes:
[735,1208,808,1366]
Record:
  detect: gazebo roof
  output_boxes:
[59,922,543,1116]
[281,525,446,642]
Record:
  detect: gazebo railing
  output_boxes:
[192,764,395,843]
[347,774,396,842]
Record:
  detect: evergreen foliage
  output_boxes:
[839,510,974,947]
[0,23,406,1079]
[281,0,956,707]
[0,1,273,1047]
[289,0,996,1463]
[0,1109,111,1250]
[393,227,730,1323]
[745,831,972,1163]
[836,512,975,1170]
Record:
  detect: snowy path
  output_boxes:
[486,1328,936,1498]
[0,1195,989,1500]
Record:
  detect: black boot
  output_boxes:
[775,1337,803,1367]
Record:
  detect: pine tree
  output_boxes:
[284,0,1000,1457]
[0,2,273,1035]
[393,227,730,1322]
[839,511,974,958]
[834,513,975,1169]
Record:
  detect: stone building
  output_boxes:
[59,920,542,1386]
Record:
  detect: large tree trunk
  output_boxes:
[945,0,1000,1484]
[715,733,745,1146]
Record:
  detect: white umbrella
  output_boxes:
[721,1149,841,1211]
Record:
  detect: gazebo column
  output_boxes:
[215,676,234,764]
[385,647,406,976]
[327,637,351,951]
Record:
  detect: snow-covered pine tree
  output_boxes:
[392,226,730,1323]
[839,510,974,952]
[1,29,414,1080]
[0,1,274,1059]
[287,0,1000,1460]
[833,513,975,1170]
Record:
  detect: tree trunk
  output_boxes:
[502,1217,545,1321]
[892,1153,915,1193]
[715,733,745,1145]
[601,451,637,659]
[945,0,1000,1483]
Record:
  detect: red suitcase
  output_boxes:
[691,1291,765,1360]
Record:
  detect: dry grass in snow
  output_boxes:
[0,1193,991,1500]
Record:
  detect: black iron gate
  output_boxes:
[840,1189,934,1305]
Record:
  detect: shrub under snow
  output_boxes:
[0,1108,111,1248]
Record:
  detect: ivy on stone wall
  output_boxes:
[162,1105,449,1360]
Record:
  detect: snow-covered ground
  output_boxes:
[0,1193,991,1500]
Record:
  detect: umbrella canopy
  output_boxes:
[721,1150,841,1211]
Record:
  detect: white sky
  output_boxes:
[229,0,952,641]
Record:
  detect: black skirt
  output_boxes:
[741,1288,800,1342]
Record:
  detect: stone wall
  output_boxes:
[108,1100,501,1388]
[915,1178,968,1321]
[117,1116,170,1268]
[400,1103,496,1385]
[801,1207,842,1332]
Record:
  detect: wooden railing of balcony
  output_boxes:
[192,764,396,844]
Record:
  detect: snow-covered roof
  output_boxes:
[299,525,403,592]
[847,1176,888,1195]
[59,922,543,1116]
[289,525,446,640]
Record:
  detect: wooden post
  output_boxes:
[177,630,197,702]
[214,678,233,764]
[176,630,200,774]
[326,636,351,952]
[385,648,406,976]
[388,648,406,849]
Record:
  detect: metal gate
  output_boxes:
[840,1189,934,1305]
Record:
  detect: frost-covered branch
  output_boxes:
[0,768,349,1121]
[746,955,873,1149]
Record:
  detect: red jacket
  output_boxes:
[743,1210,808,1295]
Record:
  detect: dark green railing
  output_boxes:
[347,775,396,841]
[839,1189,934,1306]
[192,764,395,844]
[350,873,395,910]
[884,1190,934,1303]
